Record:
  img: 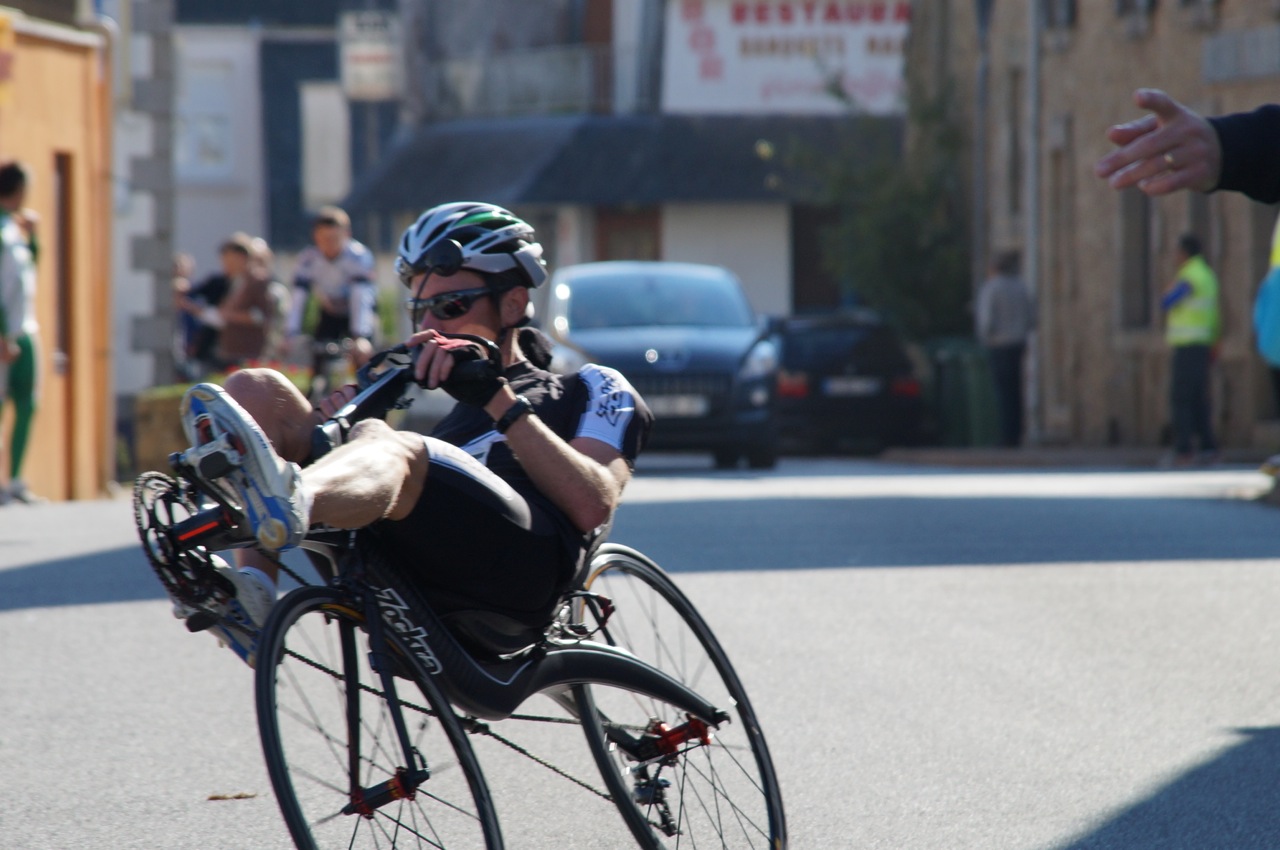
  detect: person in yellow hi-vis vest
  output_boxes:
[1162,233,1221,466]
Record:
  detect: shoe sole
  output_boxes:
[182,384,301,551]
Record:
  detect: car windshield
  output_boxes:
[565,271,755,330]
[781,323,911,374]
[781,325,871,368]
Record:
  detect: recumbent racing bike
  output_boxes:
[133,342,787,849]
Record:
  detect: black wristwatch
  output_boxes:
[494,395,533,434]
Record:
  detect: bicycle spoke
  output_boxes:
[259,589,500,848]
[579,551,784,848]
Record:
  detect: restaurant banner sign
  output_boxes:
[663,0,911,115]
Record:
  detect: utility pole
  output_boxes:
[1024,0,1042,444]
[972,0,992,300]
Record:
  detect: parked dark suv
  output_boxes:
[772,310,924,453]
[545,261,779,469]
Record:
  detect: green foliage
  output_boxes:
[301,282,405,343]
[819,86,972,340]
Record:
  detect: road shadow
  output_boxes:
[1047,727,1280,850]
[608,496,1280,572]
[0,545,317,614]
[6,494,1278,613]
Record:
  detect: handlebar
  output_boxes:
[307,333,502,462]
[309,344,416,460]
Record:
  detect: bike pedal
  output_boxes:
[198,450,234,480]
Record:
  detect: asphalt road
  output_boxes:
[3,456,1280,849]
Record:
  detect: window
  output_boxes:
[1187,192,1210,264]
[1119,188,1152,328]
[1044,0,1077,28]
[594,208,660,261]
[1115,0,1156,14]
[1115,0,1156,37]
[175,60,235,182]
[1008,70,1022,216]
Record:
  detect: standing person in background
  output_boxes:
[249,237,292,363]
[211,235,290,369]
[976,250,1035,448]
[1163,234,1221,467]
[287,206,377,379]
[0,161,43,504]
[175,234,249,378]
[171,252,201,377]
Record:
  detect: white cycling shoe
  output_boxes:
[179,382,310,551]
[173,553,275,668]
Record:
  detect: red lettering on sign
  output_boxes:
[682,0,705,21]
[724,0,910,27]
[690,24,715,51]
[699,55,724,79]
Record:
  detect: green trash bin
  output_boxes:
[926,337,1001,447]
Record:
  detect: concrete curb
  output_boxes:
[880,446,1271,470]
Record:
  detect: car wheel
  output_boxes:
[745,444,778,470]
[713,450,740,470]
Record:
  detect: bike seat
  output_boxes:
[442,609,544,658]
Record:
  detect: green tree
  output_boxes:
[820,86,971,341]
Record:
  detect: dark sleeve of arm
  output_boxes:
[1208,105,1280,204]
[1161,280,1192,312]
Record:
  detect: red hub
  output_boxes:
[649,715,713,756]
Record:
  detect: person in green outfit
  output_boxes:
[0,161,43,503]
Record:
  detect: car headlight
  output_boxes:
[738,339,778,381]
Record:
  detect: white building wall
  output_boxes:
[112,111,159,395]
[611,0,644,113]
[660,204,791,318]
[172,27,265,278]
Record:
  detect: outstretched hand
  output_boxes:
[1094,88,1221,196]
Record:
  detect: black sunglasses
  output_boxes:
[404,286,494,325]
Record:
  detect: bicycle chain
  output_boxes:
[467,722,611,801]
[280,646,613,801]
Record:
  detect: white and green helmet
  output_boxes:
[396,202,547,290]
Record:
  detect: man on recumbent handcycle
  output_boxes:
[169,202,652,667]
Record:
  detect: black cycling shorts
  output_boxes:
[370,437,575,623]
[314,310,355,342]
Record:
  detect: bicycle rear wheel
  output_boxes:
[574,545,786,848]
[256,586,502,849]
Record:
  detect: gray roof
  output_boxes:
[344,113,901,214]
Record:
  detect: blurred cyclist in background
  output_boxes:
[287,206,378,384]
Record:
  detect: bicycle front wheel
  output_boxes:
[256,586,502,849]
[575,545,786,848]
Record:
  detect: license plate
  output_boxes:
[646,394,710,417]
[823,376,881,397]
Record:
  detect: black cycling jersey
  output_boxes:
[369,359,651,624]
[431,360,651,531]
